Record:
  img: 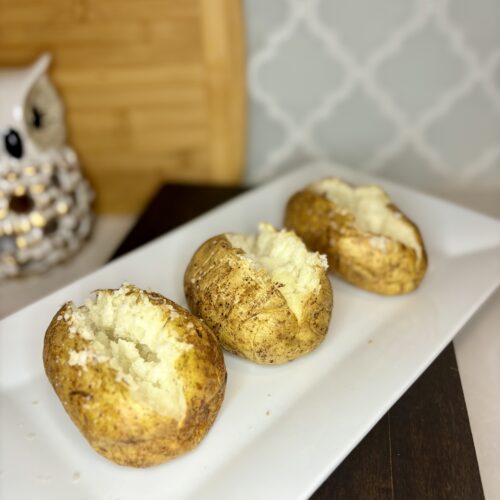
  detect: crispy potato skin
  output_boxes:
[184,235,333,364]
[284,190,428,295]
[43,290,226,467]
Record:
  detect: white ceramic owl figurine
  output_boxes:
[0,54,93,280]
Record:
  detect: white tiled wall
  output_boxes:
[243,0,500,189]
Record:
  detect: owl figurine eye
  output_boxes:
[23,73,65,149]
[31,106,43,129]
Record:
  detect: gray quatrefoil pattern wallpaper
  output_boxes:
[243,0,500,190]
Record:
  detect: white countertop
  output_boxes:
[0,187,498,499]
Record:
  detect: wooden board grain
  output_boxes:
[0,0,246,213]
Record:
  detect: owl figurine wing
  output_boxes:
[0,54,94,279]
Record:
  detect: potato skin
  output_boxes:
[43,289,226,467]
[184,235,333,364]
[284,190,427,295]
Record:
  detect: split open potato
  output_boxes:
[43,283,226,467]
[184,223,333,364]
[285,177,427,295]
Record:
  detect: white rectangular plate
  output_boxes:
[1,163,499,500]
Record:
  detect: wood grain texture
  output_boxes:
[0,0,246,213]
[313,344,484,500]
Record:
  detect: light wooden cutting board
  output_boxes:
[0,0,246,213]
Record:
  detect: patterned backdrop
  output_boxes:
[243,0,500,190]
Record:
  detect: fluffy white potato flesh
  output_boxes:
[308,178,422,260]
[225,223,328,320]
[65,284,191,419]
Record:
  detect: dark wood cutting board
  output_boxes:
[110,183,484,500]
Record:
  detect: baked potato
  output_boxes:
[43,283,226,467]
[284,177,427,295]
[184,223,333,364]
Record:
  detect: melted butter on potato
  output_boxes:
[66,284,191,419]
[225,223,328,321]
[309,178,422,260]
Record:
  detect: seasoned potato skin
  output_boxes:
[284,190,427,295]
[184,235,333,364]
[43,289,226,467]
